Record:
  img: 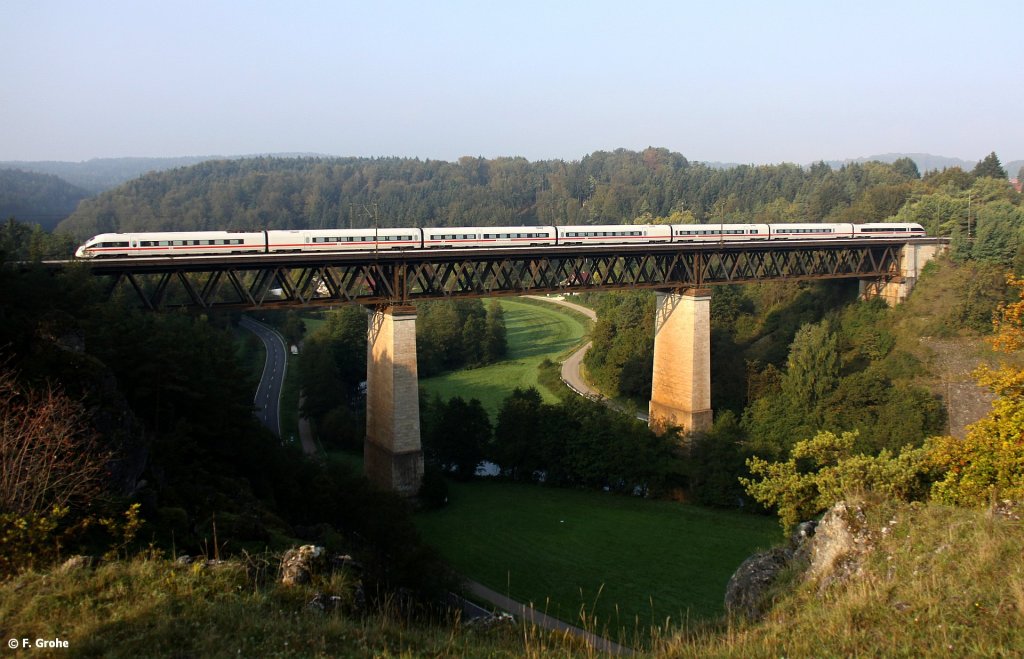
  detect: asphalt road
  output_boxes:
[523,295,649,422]
[240,316,288,438]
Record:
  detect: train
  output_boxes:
[73,222,926,258]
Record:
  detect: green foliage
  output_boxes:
[55,150,953,240]
[422,396,492,480]
[973,151,1007,179]
[780,320,839,417]
[483,299,508,362]
[926,275,1024,505]
[683,411,751,508]
[0,217,78,261]
[416,298,506,376]
[297,306,367,426]
[492,387,548,481]
[416,466,449,509]
[891,157,920,180]
[892,257,1011,337]
[0,170,89,231]
[584,291,655,398]
[0,506,67,577]
[742,430,933,531]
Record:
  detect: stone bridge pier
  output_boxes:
[860,242,945,305]
[364,305,423,496]
[648,288,713,435]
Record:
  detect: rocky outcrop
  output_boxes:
[806,500,873,589]
[724,546,793,621]
[280,545,327,586]
[725,501,876,620]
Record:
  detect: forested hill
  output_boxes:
[58,148,949,239]
[0,169,91,231]
[0,156,219,194]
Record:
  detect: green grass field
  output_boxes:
[415,481,779,641]
[419,298,589,416]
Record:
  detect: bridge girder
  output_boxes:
[85,241,915,311]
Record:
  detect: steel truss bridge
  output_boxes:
[77,238,944,311]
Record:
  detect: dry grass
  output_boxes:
[0,553,533,658]
[659,500,1024,657]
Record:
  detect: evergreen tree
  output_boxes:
[493,387,545,480]
[973,152,1007,179]
[891,157,921,180]
[484,300,508,362]
[426,397,491,480]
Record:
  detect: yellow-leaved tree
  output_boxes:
[928,274,1024,505]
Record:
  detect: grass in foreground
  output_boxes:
[0,555,536,658]
[662,499,1024,657]
[415,480,779,644]
[419,298,588,416]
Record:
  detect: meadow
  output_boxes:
[415,480,780,644]
[419,297,589,416]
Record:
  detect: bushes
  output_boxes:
[741,430,933,532]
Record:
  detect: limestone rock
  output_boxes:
[724,546,793,621]
[280,545,326,586]
[57,555,93,573]
[807,500,872,589]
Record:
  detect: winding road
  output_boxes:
[240,316,288,438]
[524,295,649,422]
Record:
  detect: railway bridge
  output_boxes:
[77,237,947,495]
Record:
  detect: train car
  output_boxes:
[555,224,672,245]
[768,223,855,239]
[73,222,931,259]
[74,231,266,258]
[266,228,422,252]
[851,222,925,238]
[669,223,769,242]
[422,226,557,248]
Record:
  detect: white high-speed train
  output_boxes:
[74,222,926,258]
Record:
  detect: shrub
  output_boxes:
[742,430,932,532]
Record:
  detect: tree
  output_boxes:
[742,430,932,532]
[484,300,508,362]
[461,315,486,366]
[0,368,107,517]
[780,320,839,418]
[493,387,545,480]
[892,157,920,180]
[425,397,491,480]
[973,152,1007,179]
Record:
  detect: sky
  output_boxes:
[2,0,1020,165]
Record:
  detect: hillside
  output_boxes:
[665,498,1024,656]
[1,498,1019,657]
[55,148,936,239]
[0,156,221,194]
[0,169,91,230]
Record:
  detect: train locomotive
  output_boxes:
[74,222,926,259]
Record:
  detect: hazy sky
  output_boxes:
[2,1,1020,165]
